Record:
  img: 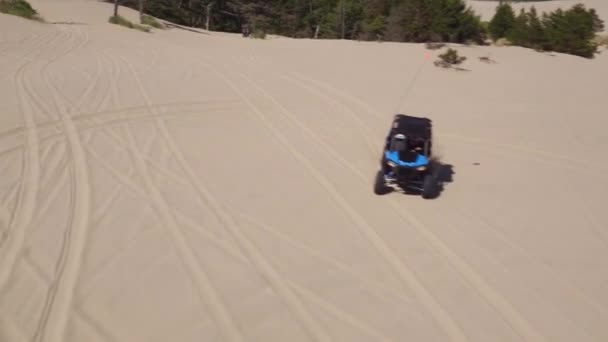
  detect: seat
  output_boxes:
[398,149,419,163]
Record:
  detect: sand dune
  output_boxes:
[1,1,608,341]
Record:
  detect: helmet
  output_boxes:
[392,134,407,151]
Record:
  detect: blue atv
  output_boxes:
[374,114,439,198]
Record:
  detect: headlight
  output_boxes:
[416,166,426,171]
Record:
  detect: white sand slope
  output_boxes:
[1,1,608,341]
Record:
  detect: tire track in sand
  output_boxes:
[20,28,81,123]
[0,44,236,144]
[176,208,394,342]
[104,53,246,342]
[291,72,608,174]
[279,71,551,342]
[453,205,608,329]
[0,29,60,293]
[33,26,92,342]
[0,26,74,342]
[0,31,56,81]
[0,101,241,165]
[118,53,334,342]
[82,132,430,315]
[0,99,239,150]
[80,115,410,342]
[81,136,392,333]
[294,66,607,267]
[264,73,379,157]
[201,59,469,342]
[232,52,562,342]
[0,48,237,159]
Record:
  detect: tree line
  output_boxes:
[110,0,487,42]
[489,2,604,58]
[109,0,605,57]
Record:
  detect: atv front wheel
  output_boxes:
[421,174,438,199]
[374,170,392,195]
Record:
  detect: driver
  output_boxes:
[393,134,422,154]
[392,134,407,151]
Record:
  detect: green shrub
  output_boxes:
[362,15,387,40]
[480,20,490,33]
[252,29,266,39]
[109,14,132,27]
[384,0,485,44]
[488,3,605,58]
[541,4,604,58]
[109,15,150,32]
[0,0,42,21]
[440,48,466,64]
[435,48,466,68]
[141,14,164,29]
[133,23,150,32]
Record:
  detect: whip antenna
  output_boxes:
[392,51,432,114]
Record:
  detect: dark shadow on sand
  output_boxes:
[397,162,455,199]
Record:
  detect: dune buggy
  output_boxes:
[374,114,440,198]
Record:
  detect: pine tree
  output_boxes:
[506,9,529,47]
[488,1,516,41]
[382,0,482,43]
[526,6,548,50]
[542,4,603,57]
[440,0,484,44]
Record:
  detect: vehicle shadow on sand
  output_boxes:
[398,162,455,199]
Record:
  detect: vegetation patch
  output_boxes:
[488,3,605,58]
[104,1,605,58]
[109,14,150,32]
[252,29,266,39]
[435,48,467,70]
[0,0,43,21]
[141,14,165,29]
[426,42,446,50]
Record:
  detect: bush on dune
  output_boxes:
[488,2,605,58]
[542,5,605,58]
[252,29,266,39]
[109,14,151,32]
[141,14,165,29]
[0,0,43,21]
[434,48,467,69]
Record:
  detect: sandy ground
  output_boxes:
[1,1,608,341]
